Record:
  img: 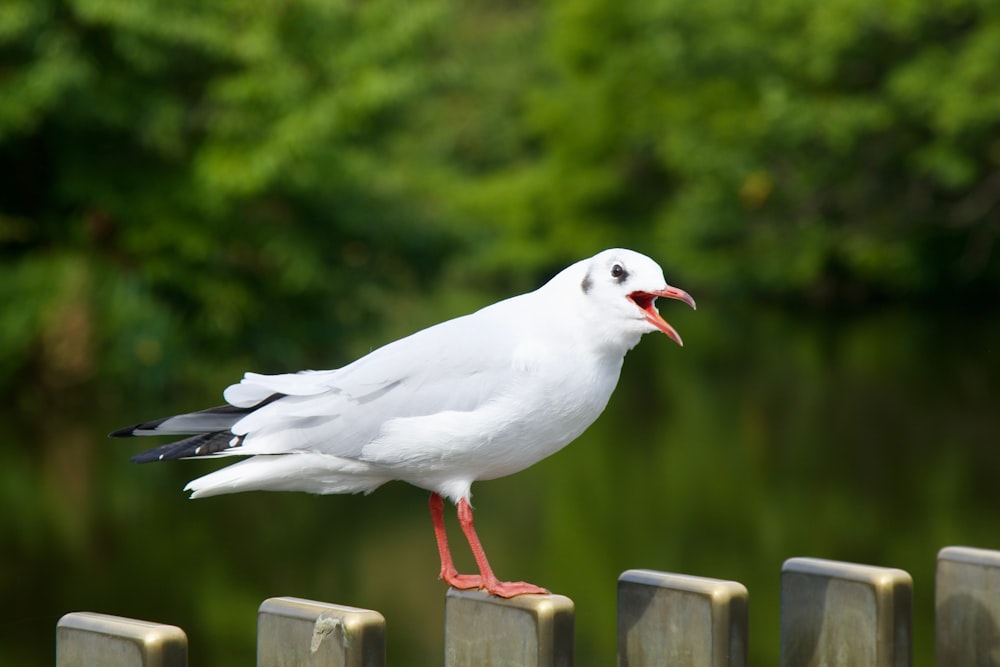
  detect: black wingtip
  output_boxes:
[129,431,242,464]
[109,425,140,438]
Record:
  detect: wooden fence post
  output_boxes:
[617,569,748,667]
[257,596,385,667]
[56,612,187,667]
[781,557,912,667]
[936,545,1000,665]
[444,589,574,667]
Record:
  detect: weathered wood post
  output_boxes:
[781,557,912,667]
[617,569,748,667]
[257,596,386,667]
[443,589,574,667]
[56,612,188,667]
[935,545,1000,665]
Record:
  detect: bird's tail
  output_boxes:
[110,395,283,463]
[183,454,390,499]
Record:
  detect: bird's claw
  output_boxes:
[482,579,549,598]
[440,569,483,590]
[442,568,548,597]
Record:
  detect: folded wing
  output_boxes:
[117,305,521,465]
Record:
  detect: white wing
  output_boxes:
[224,297,529,459]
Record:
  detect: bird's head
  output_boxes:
[575,249,696,346]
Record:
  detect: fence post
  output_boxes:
[444,588,574,667]
[617,569,748,667]
[781,557,912,667]
[56,612,187,667]
[936,545,1000,665]
[257,596,386,667]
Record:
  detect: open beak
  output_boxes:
[627,285,696,346]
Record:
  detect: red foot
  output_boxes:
[439,566,483,590]
[430,492,549,598]
[441,567,548,597]
[480,578,549,598]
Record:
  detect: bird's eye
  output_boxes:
[611,264,625,279]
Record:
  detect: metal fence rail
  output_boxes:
[55,545,1000,666]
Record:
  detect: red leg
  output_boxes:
[429,492,481,590]
[456,497,548,598]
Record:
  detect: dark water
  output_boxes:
[2,305,998,665]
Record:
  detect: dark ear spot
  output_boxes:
[581,270,593,294]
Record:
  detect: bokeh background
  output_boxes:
[2,0,999,664]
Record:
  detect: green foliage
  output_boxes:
[0,0,464,396]
[2,0,999,395]
[454,0,1000,299]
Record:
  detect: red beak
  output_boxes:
[627,285,696,346]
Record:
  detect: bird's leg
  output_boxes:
[455,498,549,598]
[429,492,482,590]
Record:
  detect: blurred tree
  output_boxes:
[0,0,467,399]
[2,0,999,392]
[433,0,1000,302]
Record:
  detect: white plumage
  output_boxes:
[113,248,695,597]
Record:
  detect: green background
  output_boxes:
[2,0,998,664]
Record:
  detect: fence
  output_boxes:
[55,545,1000,666]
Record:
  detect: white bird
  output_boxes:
[112,248,695,597]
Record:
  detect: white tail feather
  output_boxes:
[184,453,390,499]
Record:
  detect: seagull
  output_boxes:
[112,248,695,597]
